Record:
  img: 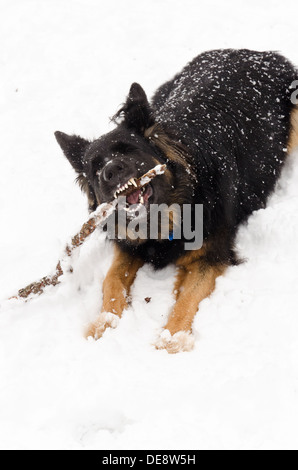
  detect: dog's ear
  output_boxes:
[55,131,98,211]
[54,131,89,173]
[114,83,155,133]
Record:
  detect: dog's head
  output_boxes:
[55,83,194,242]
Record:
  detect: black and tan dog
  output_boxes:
[55,49,298,353]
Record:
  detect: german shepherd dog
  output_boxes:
[55,49,298,353]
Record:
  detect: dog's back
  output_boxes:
[152,49,298,227]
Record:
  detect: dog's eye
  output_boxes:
[90,157,104,177]
[111,143,137,154]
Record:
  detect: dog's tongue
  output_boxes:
[127,189,141,205]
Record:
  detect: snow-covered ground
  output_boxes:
[1,0,298,450]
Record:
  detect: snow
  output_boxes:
[1,0,298,450]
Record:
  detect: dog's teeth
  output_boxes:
[128,181,133,186]
[140,196,144,204]
[125,184,128,189]
[132,179,138,188]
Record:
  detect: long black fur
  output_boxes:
[55,49,298,269]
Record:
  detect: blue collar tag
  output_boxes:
[169,231,174,241]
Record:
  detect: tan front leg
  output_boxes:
[156,250,225,353]
[86,245,144,339]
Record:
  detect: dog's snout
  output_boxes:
[102,160,124,182]
[102,158,134,185]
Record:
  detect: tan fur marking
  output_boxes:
[288,107,298,153]
[175,245,208,268]
[102,245,144,314]
[173,267,186,301]
[146,124,186,167]
[145,124,196,180]
[86,245,144,338]
[166,251,225,337]
[172,247,206,300]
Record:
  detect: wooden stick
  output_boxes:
[10,164,166,301]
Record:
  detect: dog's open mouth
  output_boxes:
[113,178,153,218]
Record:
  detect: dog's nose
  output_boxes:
[102,158,134,185]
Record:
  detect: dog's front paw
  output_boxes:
[85,312,120,340]
[155,329,195,354]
